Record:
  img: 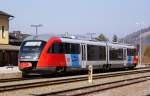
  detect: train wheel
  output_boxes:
[128,65,135,70]
[127,64,136,70]
[56,67,66,73]
[22,71,29,77]
[107,64,111,71]
[21,68,32,77]
[102,64,107,72]
[102,64,111,72]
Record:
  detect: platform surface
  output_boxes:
[136,64,146,68]
[0,64,146,80]
[0,66,22,80]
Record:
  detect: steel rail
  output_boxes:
[0,66,148,83]
[35,76,150,96]
[0,67,150,92]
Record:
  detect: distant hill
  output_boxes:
[121,26,150,64]
[120,26,150,46]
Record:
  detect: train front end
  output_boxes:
[18,40,46,74]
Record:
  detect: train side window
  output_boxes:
[127,49,136,56]
[87,45,106,61]
[109,48,116,60]
[71,44,80,54]
[118,49,123,60]
[109,48,123,60]
[48,42,80,54]
[87,45,98,61]
[99,46,106,60]
[63,43,80,54]
[127,49,130,56]
[48,42,64,53]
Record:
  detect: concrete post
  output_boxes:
[88,65,93,83]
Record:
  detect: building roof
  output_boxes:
[0,11,14,17]
[24,34,56,41]
[9,31,30,40]
[9,31,31,45]
[0,44,19,51]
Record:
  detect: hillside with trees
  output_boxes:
[121,26,150,64]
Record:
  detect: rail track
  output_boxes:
[35,76,150,96]
[0,69,90,83]
[0,75,45,83]
[0,71,83,83]
[0,77,39,83]
[0,67,150,94]
[0,66,148,83]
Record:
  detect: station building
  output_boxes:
[0,11,19,67]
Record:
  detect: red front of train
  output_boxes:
[18,37,67,74]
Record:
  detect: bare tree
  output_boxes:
[95,34,108,41]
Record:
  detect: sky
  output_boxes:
[1,0,150,39]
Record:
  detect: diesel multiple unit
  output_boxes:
[18,35,138,75]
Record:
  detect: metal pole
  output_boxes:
[31,24,42,36]
[139,29,142,65]
[65,32,69,37]
[136,22,142,66]
[35,26,38,36]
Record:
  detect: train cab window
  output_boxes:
[20,41,46,54]
[48,42,80,54]
[109,47,123,60]
[87,45,106,61]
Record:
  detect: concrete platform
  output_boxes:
[136,64,146,68]
[0,66,22,80]
[0,64,146,80]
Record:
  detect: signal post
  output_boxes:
[88,65,93,83]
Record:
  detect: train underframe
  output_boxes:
[19,61,137,76]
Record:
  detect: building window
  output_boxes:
[0,26,5,39]
[2,26,5,39]
[0,26,1,38]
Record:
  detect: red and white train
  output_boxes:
[18,35,138,75]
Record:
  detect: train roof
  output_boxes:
[61,39,135,49]
[107,42,135,49]
[23,34,135,49]
[60,38,107,46]
[23,34,57,41]
[24,35,106,46]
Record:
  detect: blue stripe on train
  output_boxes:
[71,54,80,67]
[128,56,132,64]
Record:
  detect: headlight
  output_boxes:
[33,56,38,60]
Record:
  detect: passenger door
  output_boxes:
[81,43,87,68]
[123,48,127,66]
